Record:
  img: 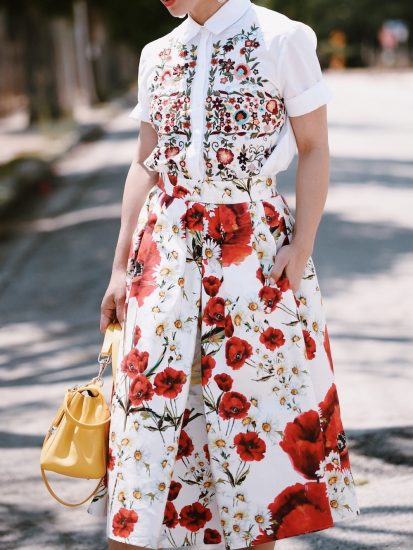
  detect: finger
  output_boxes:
[115,295,126,324]
[269,258,288,285]
[100,301,116,333]
[100,312,113,334]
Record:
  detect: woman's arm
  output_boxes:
[269,104,330,293]
[100,121,158,333]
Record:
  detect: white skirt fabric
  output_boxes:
[87,173,360,549]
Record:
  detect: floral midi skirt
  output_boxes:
[87,173,361,549]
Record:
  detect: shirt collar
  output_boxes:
[181,0,252,42]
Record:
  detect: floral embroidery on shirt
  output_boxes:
[147,38,198,178]
[205,23,287,181]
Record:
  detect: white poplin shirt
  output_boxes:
[130,0,333,182]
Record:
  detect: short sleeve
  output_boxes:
[277,22,333,117]
[129,44,152,123]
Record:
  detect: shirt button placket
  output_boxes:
[187,27,210,183]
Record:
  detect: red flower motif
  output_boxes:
[165,146,180,159]
[177,429,194,460]
[182,203,205,231]
[202,275,222,297]
[112,507,138,538]
[303,330,317,359]
[203,296,225,327]
[216,147,234,166]
[259,327,285,351]
[133,326,141,346]
[154,367,187,399]
[163,500,179,528]
[224,314,234,337]
[129,214,161,307]
[201,354,215,385]
[262,201,282,229]
[181,407,191,428]
[204,528,222,544]
[266,99,279,115]
[173,185,190,198]
[218,391,251,420]
[107,447,115,470]
[259,285,282,313]
[319,383,349,468]
[234,431,266,461]
[121,348,149,378]
[279,410,325,479]
[225,336,253,369]
[207,204,252,266]
[129,374,154,405]
[260,482,333,541]
[276,275,291,292]
[203,442,210,462]
[214,372,233,392]
[167,480,182,501]
[179,502,212,532]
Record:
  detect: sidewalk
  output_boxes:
[0,70,412,549]
[0,94,137,214]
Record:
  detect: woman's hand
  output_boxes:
[100,270,127,333]
[269,241,312,294]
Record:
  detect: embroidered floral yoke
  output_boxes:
[87,0,361,548]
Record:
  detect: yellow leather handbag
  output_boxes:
[40,322,122,507]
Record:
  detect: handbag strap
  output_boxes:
[96,322,122,385]
[40,466,105,507]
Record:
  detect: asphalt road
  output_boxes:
[0,69,412,549]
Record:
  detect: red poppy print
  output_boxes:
[303,330,317,359]
[207,204,253,266]
[154,367,187,399]
[259,285,282,313]
[203,296,225,327]
[112,507,139,538]
[121,348,149,378]
[202,275,222,297]
[261,482,333,541]
[129,374,154,405]
[214,372,233,392]
[224,314,234,337]
[204,528,222,544]
[201,354,216,385]
[259,327,285,351]
[107,447,115,471]
[319,384,349,468]
[234,431,266,461]
[176,429,194,460]
[167,480,182,501]
[218,391,251,420]
[182,203,205,231]
[225,336,253,369]
[163,501,179,528]
[133,325,142,346]
[179,502,212,532]
[279,409,326,479]
[262,200,282,229]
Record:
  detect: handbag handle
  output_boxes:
[63,387,111,429]
[40,466,105,507]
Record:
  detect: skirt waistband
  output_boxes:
[157,172,278,204]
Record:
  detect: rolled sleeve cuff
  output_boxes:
[285,78,333,117]
[129,103,151,123]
